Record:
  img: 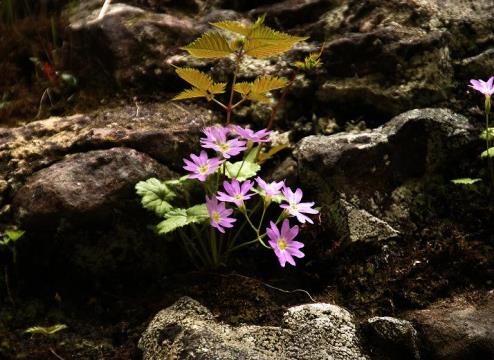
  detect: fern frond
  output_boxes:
[210,21,251,36]
[175,68,213,90]
[181,32,233,58]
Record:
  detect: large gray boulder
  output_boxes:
[295,108,477,241]
[139,296,369,360]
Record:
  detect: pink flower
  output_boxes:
[183,151,223,182]
[255,177,284,197]
[217,179,255,207]
[206,196,236,233]
[230,125,271,143]
[280,187,318,224]
[469,77,494,97]
[201,126,246,158]
[267,219,304,267]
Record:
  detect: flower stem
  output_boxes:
[484,98,494,195]
[226,49,244,124]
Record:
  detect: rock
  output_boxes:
[295,108,476,236]
[310,0,494,118]
[334,199,400,243]
[0,102,210,212]
[66,3,199,86]
[0,103,210,291]
[364,316,420,360]
[249,0,336,29]
[139,296,369,360]
[406,292,494,360]
[12,147,173,228]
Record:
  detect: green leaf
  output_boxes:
[156,204,209,234]
[25,324,67,336]
[60,72,78,87]
[5,230,25,242]
[451,178,482,185]
[481,147,494,158]
[244,145,260,163]
[210,21,251,36]
[172,68,226,101]
[480,128,494,141]
[135,178,176,216]
[164,175,189,186]
[181,32,233,58]
[225,160,260,181]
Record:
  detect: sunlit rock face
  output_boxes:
[139,296,369,360]
[296,108,477,241]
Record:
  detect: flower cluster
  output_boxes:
[182,125,318,267]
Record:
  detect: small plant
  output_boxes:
[453,76,494,194]
[0,229,25,304]
[25,324,67,360]
[136,17,320,268]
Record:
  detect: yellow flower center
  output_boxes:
[234,194,243,200]
[277,238,287,251]
[212,211,221,223]
[290,202,298,211]
[219,143,230,152]
[199,164,210,174]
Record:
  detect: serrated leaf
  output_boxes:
[480,128,494,141]
[164,175,190,186]
[156,204,209,234]
[25,324,67,335]
[210,21,252,36]
[173,68,226,101]
[249,25,308,43]
[225,160,261,181]
[233,82,252,95]
[233,76,287,102]
[251,76,288,94]
[181,32,233,58]
[244,38,297,58]
[451,178,482,185]
[173,88,209,100]
[5,230,25,242]
[136,178,176,216]
[481,147,494,158]
[175,68,214,91]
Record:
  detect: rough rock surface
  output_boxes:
[12,147,173,228]
[0,103,211,290]
[65,0,494,122]
[0,102,210,217]
[363,316,420,360]
[139,296,369,360]
[406,292,494,360]
[67,3,199,86]
[295,108,477,239]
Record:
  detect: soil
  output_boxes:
[1,201,492,359]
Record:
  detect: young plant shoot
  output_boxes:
[136,17,320,268]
